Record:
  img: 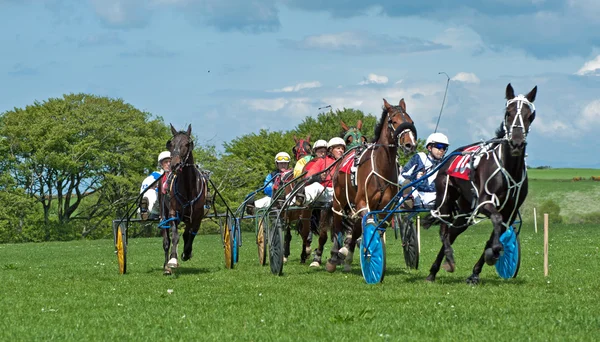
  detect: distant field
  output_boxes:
[528,168,600,180]
[522,168,600,224]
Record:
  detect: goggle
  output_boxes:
[276,156,290,162]
[432,143,448,150]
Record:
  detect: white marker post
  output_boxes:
[534,207,538,233]
[544,213,549,277]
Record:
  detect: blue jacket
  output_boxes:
[263,170,279,197]
[399,152,442,193]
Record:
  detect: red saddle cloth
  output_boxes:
[338,150,356,174]
[447,145,481,180]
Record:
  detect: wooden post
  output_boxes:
[544,213,549,277]
[417,216,421,254]
[533,207,538,233]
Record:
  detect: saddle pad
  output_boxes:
[339,150,356,174]
[447,145,482,180]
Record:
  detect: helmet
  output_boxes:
[274,152,291,163]
[327,137,346,148]
[426,132,449,147]
[313,140,327,149]
[157,151,171,163]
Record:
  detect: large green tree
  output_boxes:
[0,93,169,239]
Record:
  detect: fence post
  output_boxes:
[534,207,538,233]
[544,213,549,277]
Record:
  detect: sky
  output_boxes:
[2,0,600,168]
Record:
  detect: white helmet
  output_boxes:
[157,151,171,163]
[274,152,291,163]
[313,140,328,149]
[426,132,449,147]
[327,137,346,148]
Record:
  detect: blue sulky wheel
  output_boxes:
[495,225,521,279]
[360,218,386,284]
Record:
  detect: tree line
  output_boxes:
[0,93,424,243]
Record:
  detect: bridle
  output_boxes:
[293,140,311,160]
[168,133,194,173]
[387,105,417,149]
[504,95,535,142]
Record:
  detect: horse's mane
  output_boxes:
[371,107,389,143]
[495,122,505,139]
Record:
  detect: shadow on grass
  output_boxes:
[145,267,213,276]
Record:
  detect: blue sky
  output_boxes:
[2,0,600,167]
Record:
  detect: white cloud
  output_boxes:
[576,99,600,129]
[576,55,600,75]
[269,81,321,93]
[244,98,287,111]
[452,72,480,84]
[359,73,389,85]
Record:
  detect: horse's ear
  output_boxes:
[340,120,349,131]
[526,86,537,103]
[293,135,298,143]
[356,120,363,130]
[166,139,172,150]
[361,136,367,143]
[170,124,178,136]
[506,83,515,100]
[306,134,311,142]
[186,124,192,136]
[383,98,391,110]
[399,98,406,112]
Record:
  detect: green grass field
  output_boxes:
[2,224,600,341]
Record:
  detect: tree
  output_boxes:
[0,93,169,239]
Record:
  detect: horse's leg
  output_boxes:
[342,219,361,272]
[167,218,180,269]
[325,211,344,273]
[466,231,496,285]
[482,204,504,265]
[298,217,309,264]
[182,218,200,261]
[162,227,172,275]
[283,220,292,263]
[311,208,330,267]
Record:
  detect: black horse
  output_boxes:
[426,83,537,284]
[159,124,207,275]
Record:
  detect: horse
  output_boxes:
[341,120,368,148]
[326,98,417,272]
[426,83,537,284]
[158,124,207,275]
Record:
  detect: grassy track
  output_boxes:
[2,223,599,341]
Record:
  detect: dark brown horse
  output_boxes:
[327,98,417,272]
[159,124,207,275]
[426,83,537,284]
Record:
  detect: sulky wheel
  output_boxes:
[392,213,401,240]
[269,215,285,276]
[114,222,127,275]
[223,215,234,269]
[399,215,419,270]
[233,218,241,265]
[256,214,268,266]
[360,218,386,284]
[495,226,521,279]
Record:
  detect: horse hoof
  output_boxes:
[466,275,480,285]
[167,258,179,268]
[325,261,337,273]
[484,248,497,266]
[283,257,288,263]
[425,275,435,282]
[305,247,312,256]
[163,268,172,275]
[182,252,192,262]
[442,261,455,273]
[338,247,349,259]
[309,261,320,268]
[343,264,352,273]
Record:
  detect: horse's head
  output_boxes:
[166,124,194,173]
[341,120,367,148]
[382,98,417,154]
[292,135,312,160]
[503,83,537,156]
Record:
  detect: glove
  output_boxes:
[308,174,321,184]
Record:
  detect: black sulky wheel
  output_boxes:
[398,214,419,270]
[269,214,285,276]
